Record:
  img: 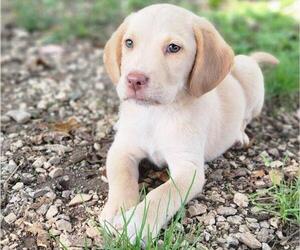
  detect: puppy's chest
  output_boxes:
[139,122,167,167]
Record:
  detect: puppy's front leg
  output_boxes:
[113,158,205,243]
[100,143,143,223]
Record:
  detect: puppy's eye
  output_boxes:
[167,43,181,53]
[125,39,134,48]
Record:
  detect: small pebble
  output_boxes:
[217,206,237,216]
[68,194,92,206]
[4,213,17,224]
[237,232,262,249]
[234,192,249,208]
[6,110,31,123]
[12,182,24,191]
[46,205,58,219]
[49,167,64,179]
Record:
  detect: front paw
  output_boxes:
[99,202,118,224]
[112,207,145,244]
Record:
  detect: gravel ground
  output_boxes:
[1,26,299,250]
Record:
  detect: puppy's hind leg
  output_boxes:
[235,119,250,149]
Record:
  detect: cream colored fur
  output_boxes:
[100,4,278,243]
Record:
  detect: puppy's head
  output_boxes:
[104,4,234,105]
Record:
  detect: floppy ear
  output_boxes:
[188,17,234,97]
[103,21,128,84]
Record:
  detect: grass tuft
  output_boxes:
[251,179,300,225]
[98,171,202,249]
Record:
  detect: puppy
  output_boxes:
[100,3,278,243]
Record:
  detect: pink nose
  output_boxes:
[127,72,149,91]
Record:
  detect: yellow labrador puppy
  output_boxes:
[100,3,278,242]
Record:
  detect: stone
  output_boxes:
[262,243,272,250]
[270,160,283,168]
[49,167,63,179]
[48,156,61,165]
[227,234,239,247]
[68,194,92,206]
[62,190,71,199]
[4,213,17,224]
[56,219,72,232]
[36,204,49,215]
[10,140,23,151]
[269,217,280,228]
[46,205,58,219]
[12,182,24,191]
[217,206,237,216]
[260,221,270,229]
[257,228,270,242]
[59,233,91,247]
[233,192,249,208]
[237,232,262,249]
[210,169,223,181]
[188,204,207,217]
[33,187,51,198]
[203,211,216,225]
[227,215,243,225]
[6,110,31,123]
[33,156,47,168]
[86,225,99,238]
[268,148,279,157]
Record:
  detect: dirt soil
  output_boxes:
[1,26,299,250]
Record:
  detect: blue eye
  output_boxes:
[167,43,181,53]
[125,39,134,48]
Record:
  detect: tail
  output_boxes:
[250,52,279,66]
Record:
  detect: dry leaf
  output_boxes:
[52,117,80,134]
[251,169,266,178]
[27,222,49,248]
[269,169,283,185]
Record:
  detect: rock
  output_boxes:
[203,211,216,225]
[33,156,47,168]
[21,173,35,184]
[59,233,91,247]
[210,169,223,181]
[237,232,262,249]
[6,110,31,123]
[260,221,270,228]
[62,190,71,199]
[10,140,23,151]
[269,217,280,228]
[68,194,92,206]
[12,182,24,191]
[188,204,207,217]
[36,204,49,215]
[48,156,61,165]
[233,192,249,208]
[270,160,283,168]
[227,234,239,247]
[46,205,58,219]
[217,206,237,216]
[86,225,99,238]
[56,219,72,232]
[227,215,243,225]
[257,228,270,242]
[283,165,299,178]
[262,243,272,250]
[49,167,63,179]
[4,213,17,224]
[268,148,279,157]
[33,187,51,198]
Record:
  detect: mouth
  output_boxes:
[124,96,161,105]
